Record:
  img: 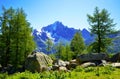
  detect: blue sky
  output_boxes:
[0,0,120,30]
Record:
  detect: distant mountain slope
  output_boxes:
[32,21,120,54]
[33,21,92,54]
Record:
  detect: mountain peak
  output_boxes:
[82,28,88,32]
[54,21,62,24]
[52,21,63,30]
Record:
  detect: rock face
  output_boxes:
[111,53,120,62]
[77,53,109,64]
[25,52,53,72]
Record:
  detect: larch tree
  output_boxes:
[11,8,36,68]
[87,7,115,53]
[46,38,53,54]
[70,31,85,58]
[0,7,36,68]
[0,7,15,67]
[55,42,63,59]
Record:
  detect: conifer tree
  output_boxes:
[55,43,73,60]
[11,8,35,67]
[0,7,35,68]
[55,42,63,59]
[87,7,115,53]
[70,31,85,58]
[46,38,53,54]
[0,7,15,67]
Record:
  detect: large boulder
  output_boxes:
[111,53,120,62]
[25,52,53,72]
[77,53,109,64]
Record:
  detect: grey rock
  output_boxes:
[64,61,70,66]
[81,62,96,68]
[53,59,66,67]
[99,60,107,66]
[69,63,77,69]
[111,63,120,68]
[25,52,53,72]
[59,66,67,71]
[77,53,109,64]
[52,65,59,70]
[70,59,77,64]
[111,53,120,62]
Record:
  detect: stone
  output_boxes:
[81,62,96,68]
[53,59,66,67]
[77,53,109,64]
[59,66,67,71]
[25,52,53,72]
[111,53,120,62]
[98,60,107,66]
[66,59,78,69]
[111,63,120,68]
[70,59,77,64]
[64,61,70,66]
[52,65,59,70]
[69,63,77,69]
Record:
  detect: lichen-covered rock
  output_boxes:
[77,53,109,64]
[25,52,53,72]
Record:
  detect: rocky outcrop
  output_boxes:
[25,52,53,72]
[77,53,109,64]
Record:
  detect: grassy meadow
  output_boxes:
[0,66,120,79]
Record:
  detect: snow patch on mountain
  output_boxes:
[45,31,55,42]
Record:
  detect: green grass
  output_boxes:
[0,66,120,79]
